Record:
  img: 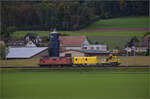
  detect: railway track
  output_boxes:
[0,66,149,69]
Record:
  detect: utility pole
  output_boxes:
[132,46,136,65]
[5,47,9,67]
[126,49,128,66]
[126,46,129,66]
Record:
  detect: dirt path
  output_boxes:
[83,28,149,32]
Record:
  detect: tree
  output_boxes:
[1,25,16,42]
[126,36,139,48]
[0,44,6,60]
[95,41,99,44]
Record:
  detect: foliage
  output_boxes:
[0,44,6,59]
[1,26,16,42]
[94,41,99,44]
[126,36,139,47]
[1,1,149,31]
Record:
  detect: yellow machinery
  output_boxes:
[73,54,120,66]
[73,56,99,65]
[100,55,120,66]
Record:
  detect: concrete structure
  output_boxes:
[49,29,60,57]
[60,49,110,57]
[60,50,85,57]
[83,44,107,51]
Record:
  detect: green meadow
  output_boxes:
[13,31,147,49]
[13,30,147,39]
[85,16,149,29]
[1,68,149,99]
[12,16,149,49]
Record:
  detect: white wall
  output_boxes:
[25,41,37,47]
[82,44,107,51]
[60,50,85,57]
[64,47,82,50]
[82,39,90,46]
[135,47,147,52]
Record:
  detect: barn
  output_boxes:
[6,47,48,59]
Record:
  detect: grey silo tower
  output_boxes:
[49,29,60,57]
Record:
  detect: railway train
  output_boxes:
[39,54,120,67]
[39,29,121,67]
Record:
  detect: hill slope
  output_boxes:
[84,16,149,30]
[13,16,149,49]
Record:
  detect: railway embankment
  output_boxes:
[0,56,149,68]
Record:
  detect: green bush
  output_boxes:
[0,44,6,60]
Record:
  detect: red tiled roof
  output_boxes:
[135,41,148,47]
[60,36,87,47]
[0,40,5,45]
[144,34,150,41]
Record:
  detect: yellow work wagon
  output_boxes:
[73,56,99,65]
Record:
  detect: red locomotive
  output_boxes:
[39,57,72,67]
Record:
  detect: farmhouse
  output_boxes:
[59,36,107,51]
[134,41,148,52]
[25,41,37,47]
[24,33,42,47]
[134,34,149,52]
[60,36,88,50]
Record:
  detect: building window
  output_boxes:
[96,47,99,50]
[91,47,94,50]
[83,47,87,49]
[75,58,77,61]
[85,58,87,61]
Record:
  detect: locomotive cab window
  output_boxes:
[75,58,78,61]
[85,58,87,61]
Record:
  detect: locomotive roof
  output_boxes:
[6,47,48,59]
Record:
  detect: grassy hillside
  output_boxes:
[13,30,147,39]
[85,16,149,29]
[12,16,149,49]
[13,31,147,49]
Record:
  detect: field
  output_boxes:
[13,31,147,49]
[1,68,149,99]
[84,16,149,29]
[12,16,149,49]
[0,56,149,67]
